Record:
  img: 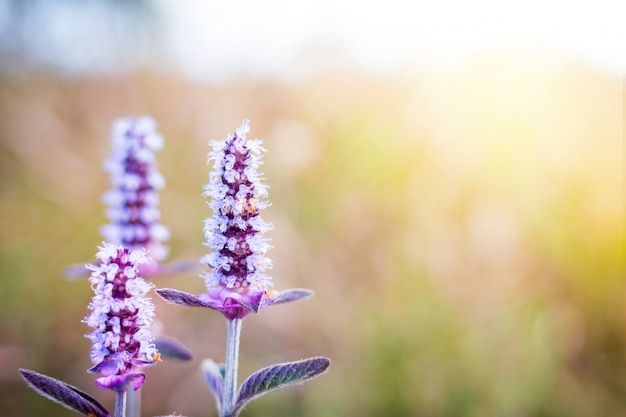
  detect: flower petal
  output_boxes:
[95,372,145,392]
[88,360,119,377]
[201,288,265,319]
[223,290,264,313]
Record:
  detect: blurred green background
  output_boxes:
[0,1,623,416]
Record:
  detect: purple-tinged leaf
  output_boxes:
[155,288,262,319]
[232,290,263,313]
[156,288,219,309]
[19,369,110,417]
[155,336,193,361]
[201,359,224,413]
[263,288,314,307]
[232,357,330,416]
[199,288,266,319]
[95,372,145,392]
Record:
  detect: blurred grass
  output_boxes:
[0,51,624,417]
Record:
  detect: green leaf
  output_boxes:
[231,357,330,417]
[19,369,110,417]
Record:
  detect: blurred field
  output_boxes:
[0,49,624,417]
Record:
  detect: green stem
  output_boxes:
[221,318,242,417]
[127,388,141,417]
[115,390,127,417]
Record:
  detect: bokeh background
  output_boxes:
[0,1,624,416]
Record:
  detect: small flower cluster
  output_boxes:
[199,120,274,317]
[83,243,159,392]
[101,117,170,265]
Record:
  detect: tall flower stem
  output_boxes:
[115,390,127,417]
[222,318,242,417]
[126,389,141,417]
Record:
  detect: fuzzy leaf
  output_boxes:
[264,288,314,306]
[19,369,110,417]
[155,288,216,308]
[200,359,224,413]
[232,357,330,416]
[155,336,193,361]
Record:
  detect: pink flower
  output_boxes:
[199,120,274,318]
[100,117,170,266]
[157,121,313,319]
[83,243,160,391]
[65,117,196,280]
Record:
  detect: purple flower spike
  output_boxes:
[83,243,161,392]
[100,117,170,270]
[200,120,275,319]
[156,121,315,320]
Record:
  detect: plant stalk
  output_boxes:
[115,390,128,417]
[127,388,141,417]
[221,318,242,417]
